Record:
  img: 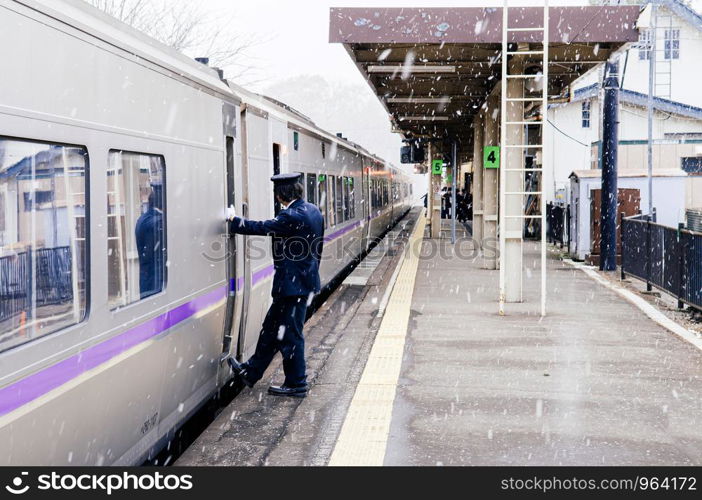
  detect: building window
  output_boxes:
[665,29,680,60]
[107,150,166,309]
[581,100,591,128]
[293,131,299,151]
[23,190,54,211]
[0,137,89,353]
[638,29,652,60]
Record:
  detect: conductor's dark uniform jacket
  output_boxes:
[228,199,324,387]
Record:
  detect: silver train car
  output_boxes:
[0,0,412,465]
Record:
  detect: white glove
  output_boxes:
[225,205,237,221]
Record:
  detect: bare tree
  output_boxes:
[85,0,264,83]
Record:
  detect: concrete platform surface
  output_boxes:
[177,210,702,466]
[385,236,702,465]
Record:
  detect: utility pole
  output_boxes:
[600,61,620,272]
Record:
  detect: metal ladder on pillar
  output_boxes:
[653,9,674,99]
[499,0,549,316]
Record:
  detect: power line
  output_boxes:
[546,119,590,147]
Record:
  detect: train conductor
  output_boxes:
[226,173,324,398]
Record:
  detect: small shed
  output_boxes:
[568,169,687,261]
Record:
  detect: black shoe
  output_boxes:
[227,357,254,388]
[267,384,308,398]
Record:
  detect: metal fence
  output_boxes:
[0,246,73,322]
[546,202,569,248]
[622,216,702,312]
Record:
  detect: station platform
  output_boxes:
[177,208,702,466]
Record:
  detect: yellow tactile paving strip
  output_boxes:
[328,216,426,466]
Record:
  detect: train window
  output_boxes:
[336,175,344,222]
[347,177,355,219]
[0,191,5,235]
[329,175,336,226]
[375,180,380,209]
[318,175,328,228]
[321,143,326,159]
[343,177,349,220]
[107,151,166,310]
[306,173,316,205]
[0,137,88,353]
[293,131,299,151]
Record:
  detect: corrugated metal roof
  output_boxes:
[571,83,702,121]
[570,168,688,179]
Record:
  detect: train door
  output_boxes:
[236,106,252,360]
[237,109,277,361]
[362,166,371,245]
[273,143,281,214]
[221,103,238,355]
[389,171,395,223]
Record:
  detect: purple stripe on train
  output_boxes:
[0,286,227,417]
[229,276,245,292]
[324,220,362,243]
[0,209,396,416]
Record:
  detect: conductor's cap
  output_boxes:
[270,173,302,186]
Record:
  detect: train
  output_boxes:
[0,0,413,465]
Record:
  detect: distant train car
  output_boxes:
[0,0,412,465]
[228,86,412,360]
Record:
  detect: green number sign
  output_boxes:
[483,146,500,169]
[432,159,443,175]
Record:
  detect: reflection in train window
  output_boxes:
[0,137,88,353]
[107,151,166,310]
[306,173,316,205]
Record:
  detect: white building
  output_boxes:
[547,0,702,212]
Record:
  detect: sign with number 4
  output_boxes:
[483,146,500,169]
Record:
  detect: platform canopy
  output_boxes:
[329,6,641,142]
